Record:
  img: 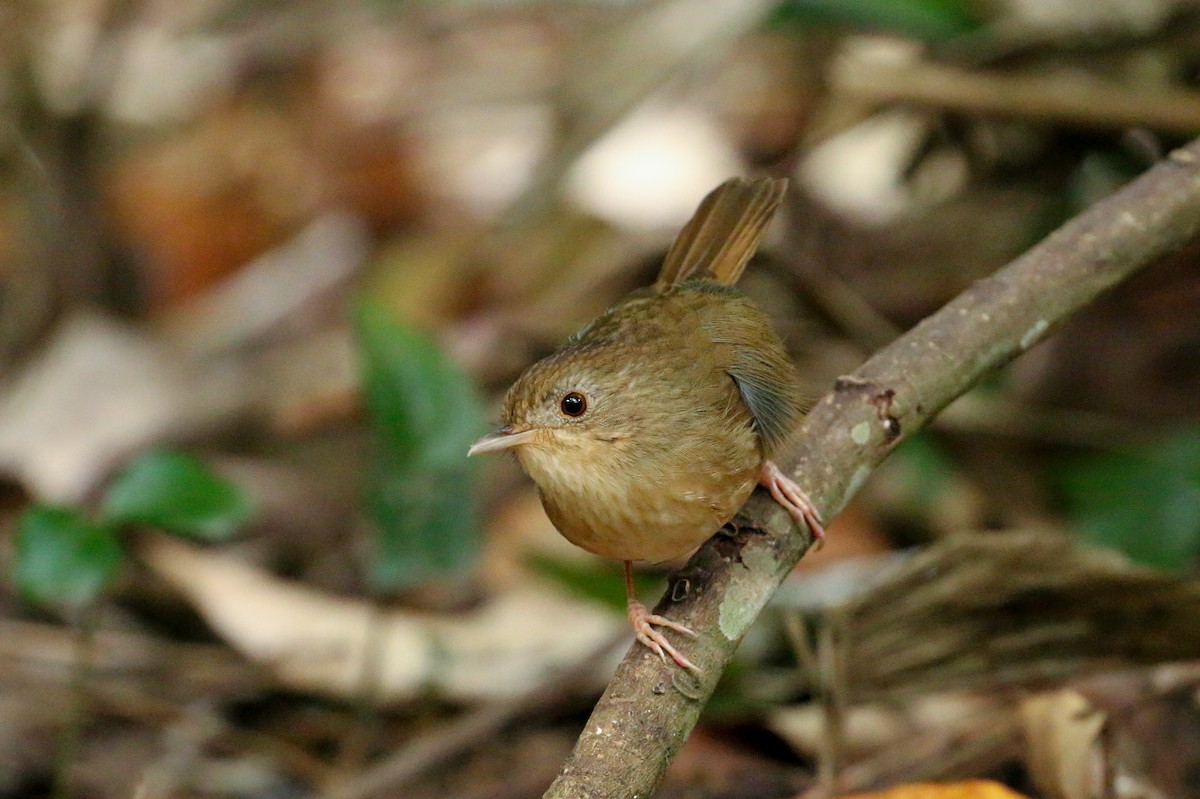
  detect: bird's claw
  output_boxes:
[627,601,700,672]
[760,460,826,547]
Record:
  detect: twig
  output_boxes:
[54,606,99,799]
[776,195,904,353]
[330,606,389,780]
[816,614,845,795]
[542,140,1200,798]
[933,393,1162,451]
[833,56,1200,135]
[781,612,819,693]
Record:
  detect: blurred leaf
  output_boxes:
[355,303,484,591]
[355,304,484,469]
[100,450,251,541]
[890,433,959,508]
[772,0,981,39]
[1059,431,1200,570]
[13,505,122,611]
[366,470,479,591]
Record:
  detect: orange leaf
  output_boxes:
[840,780,1030,799]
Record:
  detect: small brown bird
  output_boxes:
[469,177,823,671]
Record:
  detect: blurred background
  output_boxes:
[1,1,1200,797]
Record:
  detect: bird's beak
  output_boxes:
[467,425,540,456]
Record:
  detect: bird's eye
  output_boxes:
[560,391,587,417]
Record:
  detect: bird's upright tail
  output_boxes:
[654,176,788,290]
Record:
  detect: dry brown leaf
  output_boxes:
[106,104,325,309]
[770,693,1004,762]
[0,314,237,501]
[1020,689,1106,799]
[156,212,367,356]
[139,535,621,703]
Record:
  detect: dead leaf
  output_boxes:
[770,693,1003,762]
[1020,689,1106,799]
[0,314,236,501]
[139,534,621,703]
[107,104,325,309]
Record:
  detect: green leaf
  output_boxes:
[365,470,479,591]
[355,304,484,470]
[1059,431,1200,570]
[771,0,981,40]
[100,450,251,541]
[12,505,122,611]
[354,303,484,591]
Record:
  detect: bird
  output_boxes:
[468,176,823,671]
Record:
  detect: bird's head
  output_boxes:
[467,345,643,482]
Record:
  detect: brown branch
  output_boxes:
[543,139,1200,798]
[832,55,1200,135]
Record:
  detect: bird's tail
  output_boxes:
[654,176,788,290]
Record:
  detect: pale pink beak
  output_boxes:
[467,425,540,456]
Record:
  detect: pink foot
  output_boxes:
[760,460,826,543]
[627,600,699,672]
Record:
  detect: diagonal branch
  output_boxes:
[544,139,1200,798]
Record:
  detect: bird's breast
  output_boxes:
[517,429,761,563]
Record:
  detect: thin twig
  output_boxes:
[933,393,1161,451]
[833,56,1200,135]
[54,606,99,799]
[329,606,389,781]
[816,615,844,796]
[782,612,819,693]
[543,139,1200,798]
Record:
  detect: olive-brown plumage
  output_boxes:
[469,177,823,670]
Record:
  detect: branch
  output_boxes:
[544,140,1200,798]
[832,55,1200,135]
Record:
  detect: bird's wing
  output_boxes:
[726,345,805,455]
[692,290,806,456]
[655,177,788,290]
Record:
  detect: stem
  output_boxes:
[543,140,1200,798]
[816,616,842,794]
[54,605,99,799]
[833,56,1200,135]
[330,605,388,780]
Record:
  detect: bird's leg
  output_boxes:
[759,460,826,542]
[624,560,699,672]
